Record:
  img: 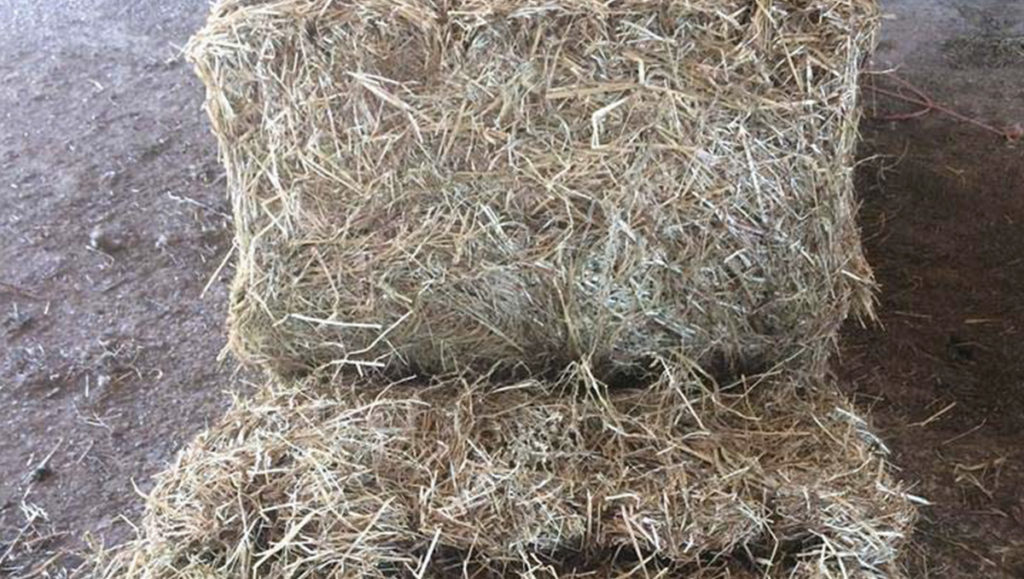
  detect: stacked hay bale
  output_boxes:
[90,0,919,577]
[91,368,917,578]
[190,0,878,379]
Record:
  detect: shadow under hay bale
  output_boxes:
[90,366,916,578]
[187,0,880,381]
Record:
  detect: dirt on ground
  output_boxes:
[0,1,240,574]
[0,0,1022,577]
[841,1,1024,576]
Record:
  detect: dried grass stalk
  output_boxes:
[91,366,915,578]
[187,0,879,379]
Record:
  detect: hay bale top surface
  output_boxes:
[189,0,879,380]
[92,366,916,578]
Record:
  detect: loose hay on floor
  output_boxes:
[188,0,880,379]
[91,366,916,578]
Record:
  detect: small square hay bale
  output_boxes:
[90,368,916,577]
[189,0,879,378]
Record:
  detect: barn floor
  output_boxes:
[1,1,1022,576]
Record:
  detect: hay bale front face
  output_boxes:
[190,0,879,377]
[91,370,916,577]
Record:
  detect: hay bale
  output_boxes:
[188,0,879,379]
[91,368,916,578]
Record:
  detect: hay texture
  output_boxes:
[93,368,916,578]
[188,0,879,378]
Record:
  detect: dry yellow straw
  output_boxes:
[187,0,880,381]
[90,365,916,578]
